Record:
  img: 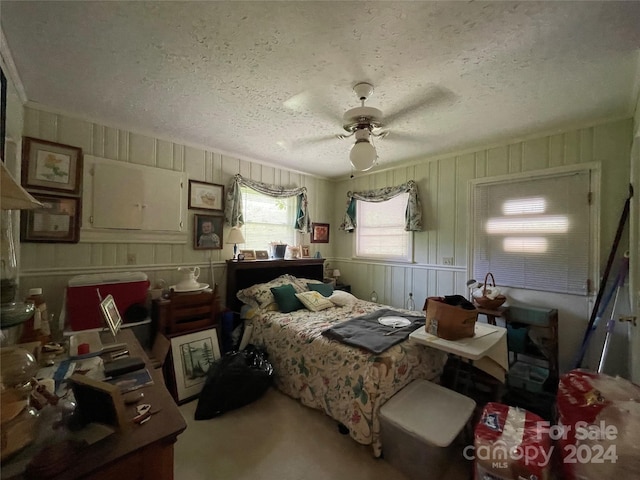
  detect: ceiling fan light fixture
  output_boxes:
[350,140,377,171]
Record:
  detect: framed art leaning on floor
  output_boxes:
[167,328,221,403]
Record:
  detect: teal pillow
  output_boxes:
[270,284,305,313]
[308,282,334,297]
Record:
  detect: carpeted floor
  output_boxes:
[175,387,472,480]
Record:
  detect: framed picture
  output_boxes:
[21,137,83,195]
[169,328,221,403]
[99,294,122,340]
[255,250,269,260]
[194,214,223,250]
[240,249,256,260]
[311,222,330,243]
[301,245,310,257]
[20,193,80,243]
[188,180,224,212]
[69,374,128,432]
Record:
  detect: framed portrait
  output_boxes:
[21,137,83,195]
[20,193,80,243]
[194,214,223,250]
[311,222,330,243]
[300,245,310,257]
[240,249,256,260]
[188,180,224,212]
[99,294,122,340]
[169,328,221,403]
[255,250,269,260]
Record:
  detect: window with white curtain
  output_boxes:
[355,192,412,261]
[471,169,593,295]
[241,187,296,250]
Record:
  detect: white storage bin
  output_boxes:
[380,380,476,480]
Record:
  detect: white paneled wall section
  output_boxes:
[19,106,333,324]
[332,118,632,374]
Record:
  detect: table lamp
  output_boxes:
[332,269,341,285]
[226,227,245,260]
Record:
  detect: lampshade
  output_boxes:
[332,269,341,278]
[1,162,42,210]
[349,140,376,172]
[226,227,245,245]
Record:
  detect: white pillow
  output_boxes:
[295,291,334,312]
[329,290,357,306]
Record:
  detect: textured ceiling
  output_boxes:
[2,1,639,178]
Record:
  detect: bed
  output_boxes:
[226,259,447,456]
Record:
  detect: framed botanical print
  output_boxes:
[188,180,224,212]
[20,193,80,243]
[310,222,330,243]
[21,137,83,195]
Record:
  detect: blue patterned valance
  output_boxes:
[224,174,311,233]
[339,180,422,232]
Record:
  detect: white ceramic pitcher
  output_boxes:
[177,266,200,289]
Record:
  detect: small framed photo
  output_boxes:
[311,222,330,243]
[169,328,221,403]
[240,249,256,260]
[21,137,83,195]
[194,214,223,250]
[20,193,80,243]
[300,245,310,257]
[99,294,122,340]
[255,250,269,260]
[188,180,224,212]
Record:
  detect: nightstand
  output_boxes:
[334,284,351,293]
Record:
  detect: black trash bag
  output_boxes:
[194,344,274,420]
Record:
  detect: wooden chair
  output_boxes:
[164,286,219,335]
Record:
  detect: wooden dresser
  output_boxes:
[3,330,187,480]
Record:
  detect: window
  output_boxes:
[471,169,593,295]
[355,193,412,261]
[240,187,296,250]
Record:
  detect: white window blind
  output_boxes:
[241,187,296,250]
[472,171,591,295]
[356,193,412,261]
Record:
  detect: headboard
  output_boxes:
[225,258,325,311]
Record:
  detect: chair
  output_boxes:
[164,286,219,335]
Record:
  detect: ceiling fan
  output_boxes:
[338,82,388,171]
[284,81,455,171]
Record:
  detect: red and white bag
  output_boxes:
[556,370,640,480]
[474,402,552,480]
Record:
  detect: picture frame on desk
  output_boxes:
[167,328,221,403]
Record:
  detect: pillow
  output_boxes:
[308,282,334,297]
[295,291,334,312]
[292,277,323,291]
[237,274,302,309]
[270,284,305,313]
[329,290,358,307]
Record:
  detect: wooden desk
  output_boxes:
[4,330,186,480]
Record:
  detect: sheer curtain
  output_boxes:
[339,180,423,232]
[224,174,311,233]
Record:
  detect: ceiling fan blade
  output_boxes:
[290,134,343,150]
[283,89,343,125]
[383,85,457,127]
[377,131,430,144]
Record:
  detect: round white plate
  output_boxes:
[378,316,411,328]
[170,282,210,293]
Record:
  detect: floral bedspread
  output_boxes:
[249,299,448,456]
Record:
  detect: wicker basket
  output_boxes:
[473,273,506,310]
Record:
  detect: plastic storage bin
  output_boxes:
[380,380,476,480]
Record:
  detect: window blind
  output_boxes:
[356,193,411,260]
[241,187,296,250]
[472,171,591,295]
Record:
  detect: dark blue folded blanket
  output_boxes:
[322,309,424,354]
